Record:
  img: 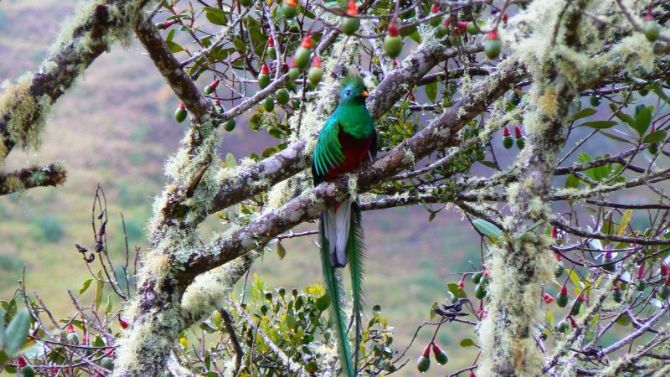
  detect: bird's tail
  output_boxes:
[319,199,365,377]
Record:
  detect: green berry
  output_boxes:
[239,0,253,6]
[516,137,525,150]
[342,17,360,35]
[282,0,298,18]
[644,18,660,42]
[384,35,403,58]
[275,88,290,104]
[258,74,270,89]
[484,38,502,59]
[471,271,483,284]
[649,143,659,155]
[466,22,478,35]
[432,344,448,365]
[557,320,569,333]
[434,24,448,38]
[308,67,323,85]
[268,47,276,59]
[613,288,623,303]
[637,280,646,291]
[101,357,114,370]
[570,300,582,316]
[288,66,300,80]
[503,136,513,149]
[590,96,601,107]
[294,47,310,69]
[174,103,187,123]
[264,98,275,112]
[20,366,35,377]
[475,283,487,299]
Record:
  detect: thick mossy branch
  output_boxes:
[183,59,524,281]
[0,0,154,162]
[477,1,662,376]
[209,42,485,216]
[0,163,67,196]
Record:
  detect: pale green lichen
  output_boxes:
[181,251,258,316]
[0,73,53,155]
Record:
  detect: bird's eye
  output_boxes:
[346,89,351,96]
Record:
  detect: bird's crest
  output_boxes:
[340,75,366,91]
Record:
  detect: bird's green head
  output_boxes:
[338,75,368,105]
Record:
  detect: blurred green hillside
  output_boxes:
[0,1,483,375]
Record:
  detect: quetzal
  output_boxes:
[312,75,377,377]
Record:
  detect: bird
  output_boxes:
[312,75,377,377]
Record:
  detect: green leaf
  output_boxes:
[643,130,667,144]
[225,153,236,168]
[4,310,29,357]
[580,120,617,129]
[166,29,175,43]
[472,218,503,239]
[570,108,596,121]
[424,81,438,103]
[459,338,475,347]
[567,269,583,288]
[565,173,580,189]
[105,295,113,315]
[609,104,636,128]
[447,283,466,298]
[616,210,633,237]
[166,40,184,53]
[233,38,246,52]
[204,7,228,25]
[408,30,421,43]
[79,279,93,295]
[634,106,652,136]
[95,272,104,311]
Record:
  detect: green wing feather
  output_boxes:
[347,203,365,376]
[319,216,356,377]
[313,117,344,177]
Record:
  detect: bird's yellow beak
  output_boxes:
[361,90,368,97]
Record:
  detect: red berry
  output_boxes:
[552,227,558,239]
[560,285,567,296]
[260,63,270,75]
[67,324,75,333]
[456,21,468,33]
[458,277,465,289]
[487,30,499,40]
[267,36,274,47]
[301,35,312,49]
[431,2,439,14]
[422,344,431,358]
[210,79,220,89]
[514,125,523,139]
[311,55,321,68]
[17,356,27,368]
[636,263,645,280]
[542,293,554,304]
[388,21,400,37]
[665,273,670,286]
[470,371,476,377]
[346,0,358,16]
[502,13,509,24]
[119,316,129,329]
[661,262,669,277]
[503,125,511,137]
[576,293,585,303]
